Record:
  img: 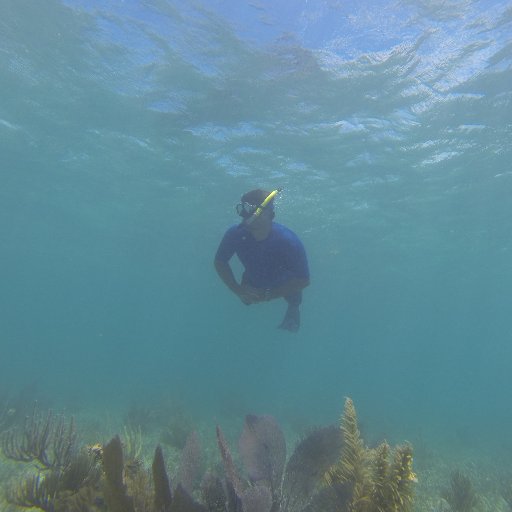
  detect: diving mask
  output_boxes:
[236,188,281,221]
[236,201,260,219]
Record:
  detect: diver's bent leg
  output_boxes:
[285,292,302,307]
[278,292,302,332]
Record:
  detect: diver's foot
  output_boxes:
[278,306,300,332]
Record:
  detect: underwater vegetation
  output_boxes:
[124,404,158,435]
[1,406,77,469]
[124,400,195,450]
[325,397,416,512]
[0,398,416,512]
[160,412,195,451]
[214,414,343,512]
[441,470,479,512]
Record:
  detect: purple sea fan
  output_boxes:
[216,416,345,512]
[280,425,344,512]
[216,425,244,496]
[238,414,286,496]
[240,484,273,512]
[178,431,202,494]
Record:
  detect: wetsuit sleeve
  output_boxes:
[215,226,238,262]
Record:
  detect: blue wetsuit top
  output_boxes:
[215,222,309,289]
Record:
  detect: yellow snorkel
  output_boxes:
[244,188,282,225]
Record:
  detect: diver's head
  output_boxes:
[236,189,276,220]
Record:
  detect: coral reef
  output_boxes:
[153,445,173,512]
[215,414,344,512]
[103,435,136,512]
[0,399,416,512]
[325,397,417,512]
[7,448,101,512]
[1,406,77,469]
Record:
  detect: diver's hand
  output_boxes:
[237,285,264,305]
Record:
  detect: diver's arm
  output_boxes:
[214,259,242,295]
[265,277,310,301]
[214,259,262,305]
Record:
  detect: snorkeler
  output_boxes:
[214,189,310,332]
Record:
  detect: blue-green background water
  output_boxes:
[1,0,511,453]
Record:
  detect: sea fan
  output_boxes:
[216,415,343,512]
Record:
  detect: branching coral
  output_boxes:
[325,397,416,512]
[3,411,200,512]
[7,449,101,512]
[105,434,208,512]
[1,406,77,469]
[7,473,57,511]
[325,396,370,508]
[2,399,416,512]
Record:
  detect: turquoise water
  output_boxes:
[1,0,511,457]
